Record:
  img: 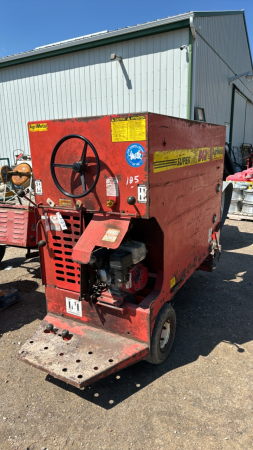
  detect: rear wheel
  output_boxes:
[146,303,176,364]
[0,245,6,263]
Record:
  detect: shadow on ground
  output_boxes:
[0,254,41,278]
[0,280,46,335]
[221,223,253,251]
[2,220,252,409]
[46,243,253,409]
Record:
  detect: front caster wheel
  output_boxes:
[146,303,176,364]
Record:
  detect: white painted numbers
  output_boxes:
[126,175,139,185]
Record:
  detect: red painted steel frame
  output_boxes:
[0,204,37,248]
[22,113,225,385]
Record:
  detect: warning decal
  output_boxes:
[50,215,61,231]
[102,228,121,243]
[153,148,210,173]
[106,178,119,197]
[170,277,176,289]
[29,123,48,132]
[59,199,72,208]
[212,147,224,160]
[111,116,146,142]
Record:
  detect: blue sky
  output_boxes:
[0,0,252,58]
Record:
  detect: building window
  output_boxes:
[194,107,206,122]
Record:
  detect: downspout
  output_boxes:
[190,16,196,120]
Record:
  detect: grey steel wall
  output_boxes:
[0,28,189,164]
[195,14,253,88]
[194,13,253,162]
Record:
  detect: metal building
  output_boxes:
[0,10,252,167]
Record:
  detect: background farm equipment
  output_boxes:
[0,156,38,264]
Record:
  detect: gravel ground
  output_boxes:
[0,218,253,450]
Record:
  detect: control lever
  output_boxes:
[17,188,37,207]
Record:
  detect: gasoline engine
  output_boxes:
[90,240,148,301]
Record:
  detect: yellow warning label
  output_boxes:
[212,147,224,160]
[153,148,210,173]
[29,123,48,132]
[170,277,176,289]
[59,199,72,208]
[111,116,146,142]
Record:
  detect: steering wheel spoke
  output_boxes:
[80,173,86,194]
[81,142,88,164]
[53,164,73,168]
[50,134,100,199]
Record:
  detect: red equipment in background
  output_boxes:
[0,163,38,262]
[0,205,37,249]
[18,113,225,388]
[227,167,253,183]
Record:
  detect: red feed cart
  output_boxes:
[18,113,227,388]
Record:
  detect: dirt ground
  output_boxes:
[0,218,253,450]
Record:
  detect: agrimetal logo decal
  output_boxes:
[29,123,48,132]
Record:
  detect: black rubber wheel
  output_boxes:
[0,245,6,263]
[146,303,176,364]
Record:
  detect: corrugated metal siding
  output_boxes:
[195,35,234,125]
[194,14,253,166]
[195,14,253,94]
[0,28,189,164]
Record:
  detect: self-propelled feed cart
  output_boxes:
[18,113,226,388]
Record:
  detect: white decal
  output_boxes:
[137,185,147,203]
[50,215,61,231]
[66,297,82,317]
[35,179,43,195]
[45,213,50,232]
[106,178,119,197]
[56,212,68,230]
[102,228,121,243]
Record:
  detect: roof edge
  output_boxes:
[195,10,252,71]
[0,13,192,69]
[194,10,244,17]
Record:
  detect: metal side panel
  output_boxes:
[17,314,149,388]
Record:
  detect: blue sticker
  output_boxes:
[125,143,146,168]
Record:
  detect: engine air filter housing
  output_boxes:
[117,240,147,264]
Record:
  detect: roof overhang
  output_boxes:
[0,10,247,70]
[0,12,193,69]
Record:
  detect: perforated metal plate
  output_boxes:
[18,314,149,388]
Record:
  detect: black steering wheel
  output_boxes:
[50,134,100,198]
